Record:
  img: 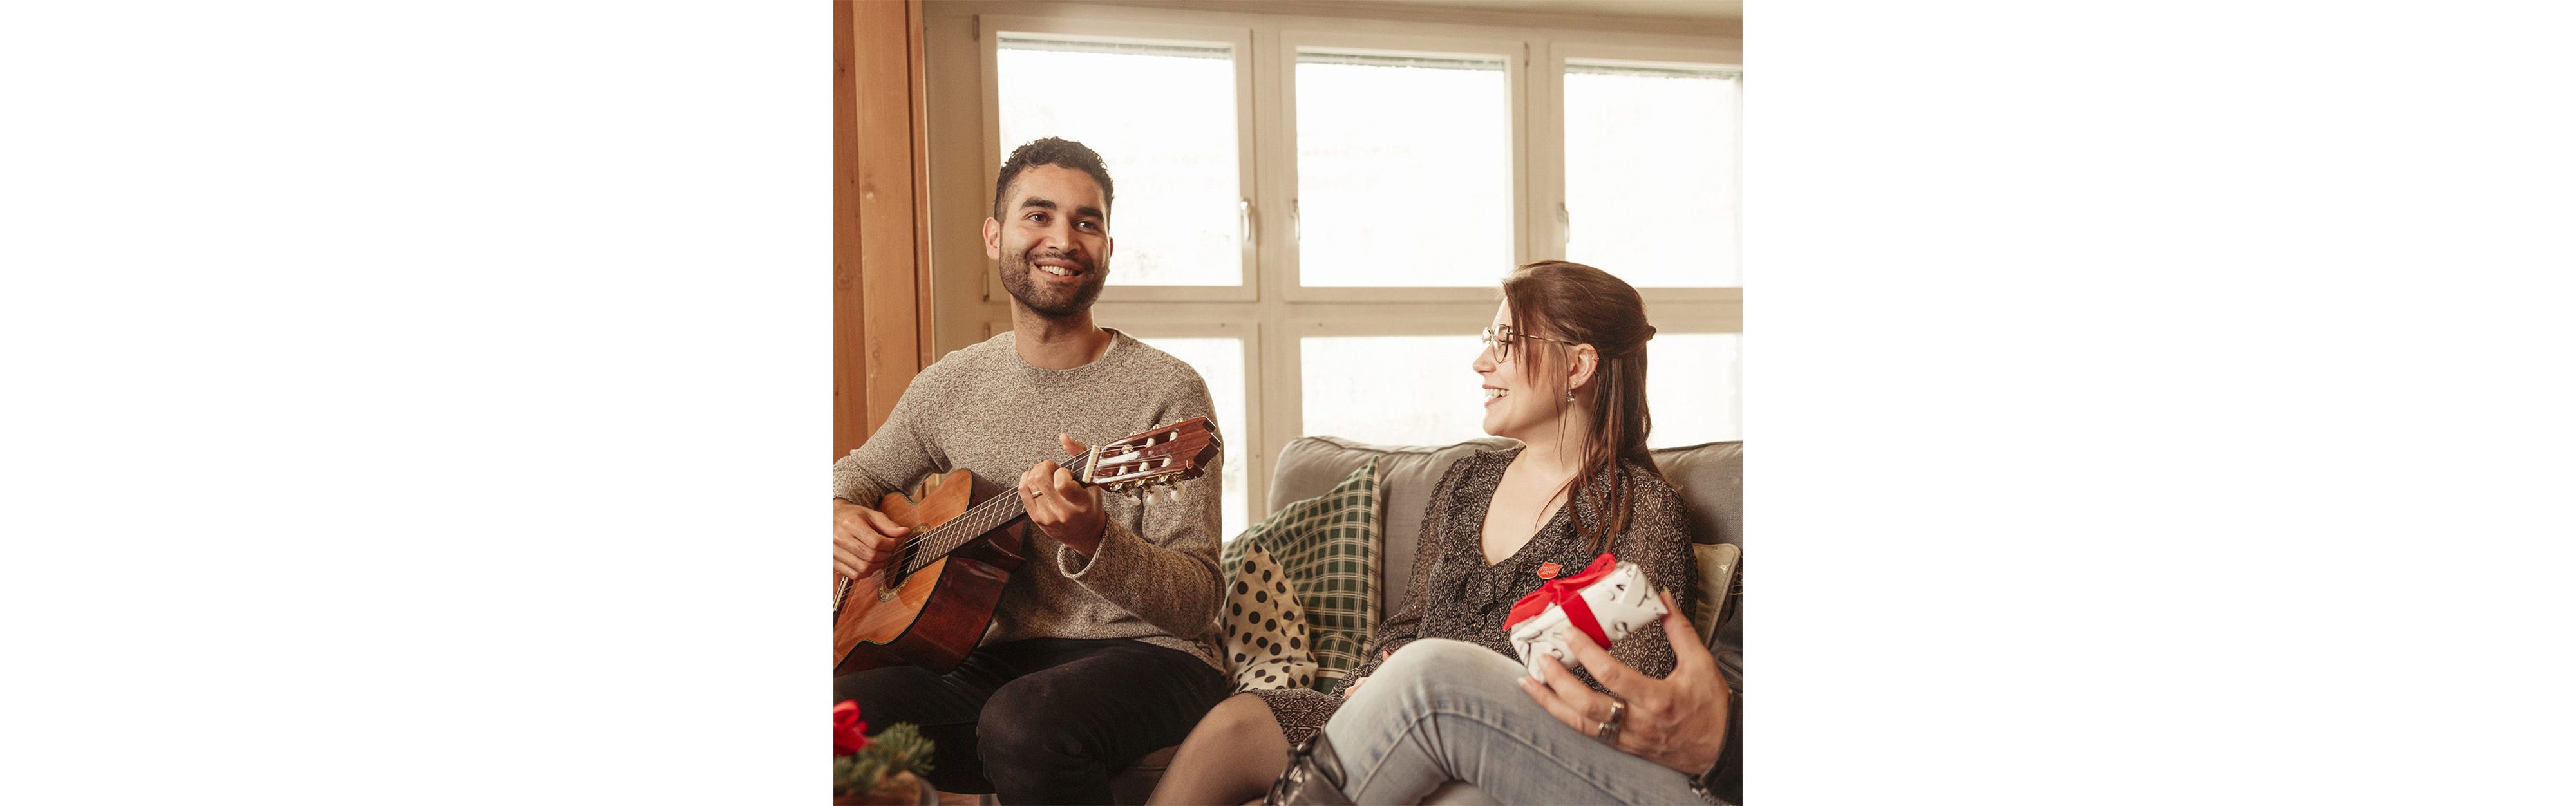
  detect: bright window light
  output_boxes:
[1294,51,1514,287]
[998,36,1242,286]
[1128,335,1250,541]
[1644,333,1741,447]
[1564,61,1740,287]
[1300,334,1491,447]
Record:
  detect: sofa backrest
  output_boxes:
[1266,436,1743,611]
[1266,436,1515,614]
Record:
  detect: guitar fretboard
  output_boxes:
[899,448,1098,577]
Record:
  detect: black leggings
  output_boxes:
[836,638,1229,805]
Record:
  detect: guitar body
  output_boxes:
[833,469,1030,675]
[829,417,1221,675]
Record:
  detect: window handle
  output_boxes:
[1241,198,1256,250]
[1291,198,1302,245]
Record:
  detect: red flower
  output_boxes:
[834,700,869,756]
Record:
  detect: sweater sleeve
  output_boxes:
[1338,454,1479,689]
[1051,385,1226,641]
[830,367,948,505]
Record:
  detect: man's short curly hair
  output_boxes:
[991,137,1115,221]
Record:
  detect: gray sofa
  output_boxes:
[1107,435,1745,803]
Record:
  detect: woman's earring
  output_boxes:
[1565,388,1577,403]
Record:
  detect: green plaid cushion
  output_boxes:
[1222,461,1378,692]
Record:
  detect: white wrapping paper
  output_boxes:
[1506,559,1668,680]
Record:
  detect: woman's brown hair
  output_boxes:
[1501,260,1661,553]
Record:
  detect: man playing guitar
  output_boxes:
[831,137,1229,804]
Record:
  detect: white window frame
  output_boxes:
[1545,39,1745,301]
[1272,29,1532,303]
[961,7,1742,529]
[1109,319,1262,541]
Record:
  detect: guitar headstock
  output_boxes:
[1083,417,1221,500]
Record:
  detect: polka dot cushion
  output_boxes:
[1218,541,1317,691]
[1220,461,1379,693]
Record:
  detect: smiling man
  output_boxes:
[830,138,1229,804]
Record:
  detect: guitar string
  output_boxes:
[881,439,1170,562]
[881,445,1110,570]
[864,433,1212,577]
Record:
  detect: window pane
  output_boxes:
[1645,333,1742,447]
[1295,52,1513,287]
[1128,335,1249,542]
[1564,62,1740,287]
[1304,333,1738,451]
[1300,335,1490,447]
[998,37,1241,286]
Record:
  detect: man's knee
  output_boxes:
[979,675,1088,759]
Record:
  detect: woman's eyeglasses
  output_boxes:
[1480,324,1580,363]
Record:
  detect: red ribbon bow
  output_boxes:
[1504,552,1619,650]
[834,700,869,756]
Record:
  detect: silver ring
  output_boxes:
[1595,698,1626,743]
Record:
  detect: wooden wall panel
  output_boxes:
[836,0,934,460]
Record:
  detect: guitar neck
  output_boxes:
[902,448,1097,576]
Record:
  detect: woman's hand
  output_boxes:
[1519,591,1730,775]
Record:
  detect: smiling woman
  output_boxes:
[1146,260,1696,806]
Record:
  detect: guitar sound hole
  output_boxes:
[876,548,914,601]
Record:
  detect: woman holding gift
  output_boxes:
[1149,261,1698,806]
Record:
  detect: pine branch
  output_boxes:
[834,722,936,796]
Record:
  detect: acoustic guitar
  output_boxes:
[833,417,1222,674]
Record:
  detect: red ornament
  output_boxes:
[834,700,869,756]
[1535,561,1562,580]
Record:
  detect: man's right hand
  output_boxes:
[833,499,912,580]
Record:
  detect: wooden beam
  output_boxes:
[834,0,864,460]
[837,0,934,460]
[909,0,936,371]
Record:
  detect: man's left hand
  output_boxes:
[1019,433,1106,557]
[1520,590,1731,776]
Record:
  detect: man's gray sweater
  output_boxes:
[832,329,1226,670]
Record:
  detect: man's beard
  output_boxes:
[998,248,1106,319]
